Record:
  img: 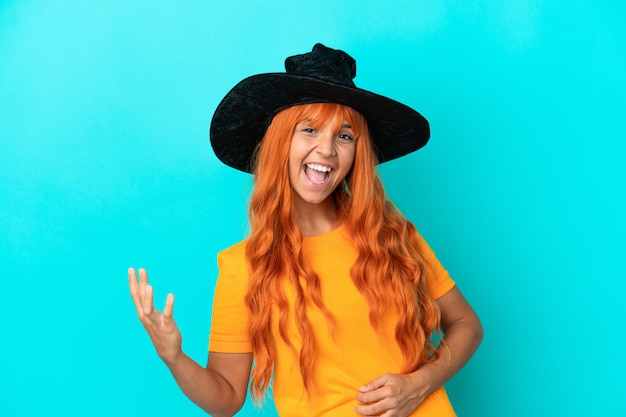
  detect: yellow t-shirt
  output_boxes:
[209,225,457,416]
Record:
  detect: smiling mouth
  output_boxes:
[304,163,332,184]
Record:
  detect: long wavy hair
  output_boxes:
[245,103,441,403]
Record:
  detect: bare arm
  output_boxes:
[129,268,252,417]
[413,286,484,394]
[164,351,252,417]
[356,286,483,416]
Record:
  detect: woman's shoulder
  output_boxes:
[218,238,249,260]
[216,238,250,285]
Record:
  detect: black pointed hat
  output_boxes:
[210,43,429,173]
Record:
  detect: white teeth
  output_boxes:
[306,163,332,173]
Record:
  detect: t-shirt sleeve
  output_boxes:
[208,243,253,353]
[416,233,456,300]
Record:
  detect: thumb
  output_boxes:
[359,374,390,392]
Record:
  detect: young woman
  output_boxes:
[129,43,483,417]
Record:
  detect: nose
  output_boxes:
[315,131,336,157]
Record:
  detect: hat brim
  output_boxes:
[210,73,429,173]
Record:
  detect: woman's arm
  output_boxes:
[355,286,483,416]
[164,351,253,417]
[129,268,252,417]
[413,286,484,395]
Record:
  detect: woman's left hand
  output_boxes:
[355,371,428,417]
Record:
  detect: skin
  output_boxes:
[288,115,356,235]
[129,268,252,417]
[129,114,484,417]
[354,287,483,416]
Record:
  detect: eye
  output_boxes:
[338,133,354,142]
[296,125,316,134]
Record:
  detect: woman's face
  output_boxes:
[288,115,356,209]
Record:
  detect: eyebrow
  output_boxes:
[296,119,353,129]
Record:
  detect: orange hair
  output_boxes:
[245,103,441,403]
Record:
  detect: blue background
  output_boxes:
[1,1,624,416]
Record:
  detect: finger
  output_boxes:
[142,284,156,318]
[356,395,395,417]
[355,401,387,417]
[139,267,149,288]
[356,389,386,405]
[143,285,167,325]
[357,375,391,404]
[138,268,149,306]
[128,268,145,313]
[359,374,389,392]
[139,268,149,284]
[128,267,138,297]
[163,293,175,319]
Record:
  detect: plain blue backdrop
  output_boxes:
[1,1,624,416]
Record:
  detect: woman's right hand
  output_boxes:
[129,268,183,364]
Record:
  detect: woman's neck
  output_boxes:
[293,198,341,237]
